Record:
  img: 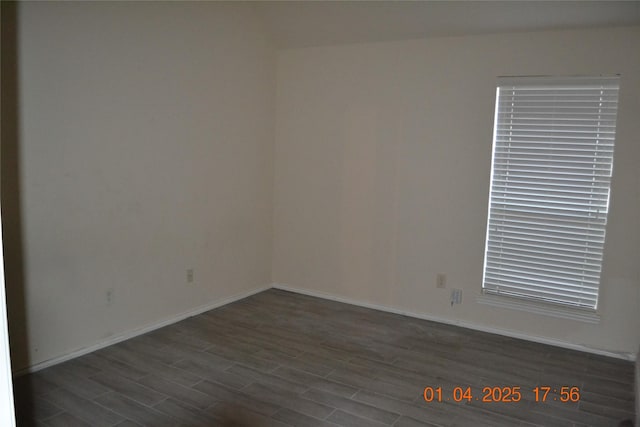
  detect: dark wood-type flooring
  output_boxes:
[13,289,635,426]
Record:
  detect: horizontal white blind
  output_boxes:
[483,76,619,310]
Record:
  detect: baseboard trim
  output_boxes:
[13,285,271,377]
[272,283,636,362]
[14,281,635,376]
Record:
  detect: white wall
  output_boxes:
[8,5,639,371]
[273,27,640,356]
[10,2,275,370]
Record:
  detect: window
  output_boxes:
[482,76,620,311]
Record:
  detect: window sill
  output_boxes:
[477,293,601,324]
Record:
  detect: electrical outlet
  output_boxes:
[106,288,114,306]
[436,273,446,289]
[450,289,462,306]
[187,269,194,284]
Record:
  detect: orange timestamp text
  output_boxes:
[423,386,580,403]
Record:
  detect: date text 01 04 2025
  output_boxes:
[423,386,580,403]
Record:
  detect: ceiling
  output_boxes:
[254,1,640,48]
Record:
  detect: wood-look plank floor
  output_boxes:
[13,289,635,426]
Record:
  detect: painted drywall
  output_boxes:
[6,2,275,370]
[273,26,640,356]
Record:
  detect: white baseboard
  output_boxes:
[272,283,636,362]
[15,281,634,377]
[13,285,271,377]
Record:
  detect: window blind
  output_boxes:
[482,76,620,310]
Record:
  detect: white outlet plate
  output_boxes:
[450,289,462,305]
[436,273,446,288]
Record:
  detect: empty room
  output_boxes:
[1,1,639,426]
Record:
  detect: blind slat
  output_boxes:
[482,76,619,311]
[486,240,604,261]
[486,255,602,274]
